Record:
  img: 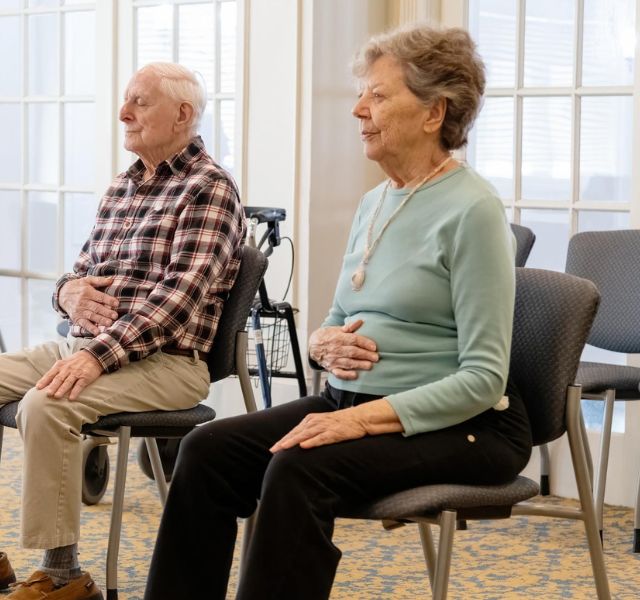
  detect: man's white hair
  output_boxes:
[140,62,207,134]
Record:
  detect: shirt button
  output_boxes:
[467,434,476,443]
[123,218,132,228]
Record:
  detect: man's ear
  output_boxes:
[423,97,447,134]
[175,102,195,132]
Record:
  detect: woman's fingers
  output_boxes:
[341,319,364,333]
[329,367,359,380]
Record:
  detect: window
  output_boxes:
[0,0,242,353]
[132,0,239,173]
[467,0,635,431]
[0,0,99,351]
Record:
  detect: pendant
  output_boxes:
[351,266,366,291]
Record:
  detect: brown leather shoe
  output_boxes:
[6,570,103,600]
[0,552,17,590]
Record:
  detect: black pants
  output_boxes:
[144,384,531,600]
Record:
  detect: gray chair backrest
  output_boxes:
[510,268,599,446]
[565,229,640,353]
[510,223,536,267]
[206,245,268,383]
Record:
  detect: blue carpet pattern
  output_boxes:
[1,428,639,599]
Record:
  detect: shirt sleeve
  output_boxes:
[82,178,244,373]
[386,196,516,436]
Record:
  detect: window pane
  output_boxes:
[578,210,630,232]
[64,102,95,187]
[136,5,173,68]
[524,0,574,87]
[581,399,625,433]
[64,11,96,96]
[220,1,237,93]
[580,96,632,203]
[520,209,570,271]
[64,192,98,272]
[179,3,214,93]
[2,1,21,9]
[468,0,516,87]
[199,100,213,155]
[468,97,513,199]
[27,192,58,274]
[0,277,21,352]
[219,99,234,172]
[583,0,635,86]
[522,97,571,201]
[28,278,58,347]
[28,13,59,96]
[0,191,21,271]
[29,0,59,6]
[0,103,21,184]
[0,17,21,97]
[28,102,59,185]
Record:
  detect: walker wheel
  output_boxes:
[81,439,110,505]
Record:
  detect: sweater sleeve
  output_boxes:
[386,196,516,436]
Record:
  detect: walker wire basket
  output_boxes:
[245,296,307,408]
[246,304,291,378]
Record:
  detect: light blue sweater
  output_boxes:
[323,165,516,436]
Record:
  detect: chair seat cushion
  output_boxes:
[340,477,540,520]
[577,362,640,398]
[341,476,540,521]
[0,400,215,433]
[0,402,18,428]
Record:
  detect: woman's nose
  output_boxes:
[352,96,369,118]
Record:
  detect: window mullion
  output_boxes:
[514,0,525,221]
[570,0,585,235]
[172,3,179,63]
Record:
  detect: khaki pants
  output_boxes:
[0,335,211,549]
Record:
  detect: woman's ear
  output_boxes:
[423,97,447,134]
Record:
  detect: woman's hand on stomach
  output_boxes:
[308,319,379,380]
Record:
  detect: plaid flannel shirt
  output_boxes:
[53,136,246,373]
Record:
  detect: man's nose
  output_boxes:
[119,103,131,122]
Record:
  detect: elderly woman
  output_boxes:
[144,25,532,600]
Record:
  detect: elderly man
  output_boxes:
[0,63,245,600]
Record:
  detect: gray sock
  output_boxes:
[40,544,81,586]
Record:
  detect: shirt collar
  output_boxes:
[125,135,207,182]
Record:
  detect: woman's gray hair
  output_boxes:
[352,25,486,151]
[141,62,207,134]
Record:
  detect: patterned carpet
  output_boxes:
[1,427,639,599]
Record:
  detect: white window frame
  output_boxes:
[0,0,110,348]
[116,0,246,193]
[0,0,246,350]
[466,0,634,225]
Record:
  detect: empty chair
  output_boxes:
[338,268,609,599]
[510,223,536,268]
[562,230,640,550]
